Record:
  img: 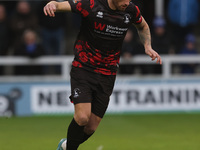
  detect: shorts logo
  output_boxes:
[73,88,81,98]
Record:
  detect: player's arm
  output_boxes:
[134,17,162,64]
[43,1,71,17]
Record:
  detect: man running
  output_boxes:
[44,0,162,149]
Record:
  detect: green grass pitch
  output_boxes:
[0,113,200,150]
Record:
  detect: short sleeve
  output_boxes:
[68,0,92,17]
[131,4,142,24]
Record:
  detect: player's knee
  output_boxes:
[75,113,90,126]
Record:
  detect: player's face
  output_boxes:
[112,0,130,11]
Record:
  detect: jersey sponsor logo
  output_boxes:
[94,22,106,31]
[96,11,103,18]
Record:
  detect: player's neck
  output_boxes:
[107,0,117,10]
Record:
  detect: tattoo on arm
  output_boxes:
[135,18,152,49]
[137,25,151,48]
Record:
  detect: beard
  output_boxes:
[118,6,128,11]
[112,1,128,11]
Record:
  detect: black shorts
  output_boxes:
[70,67,116,118]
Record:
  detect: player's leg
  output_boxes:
[66,103,91,150]
[79,73,117,144]
[80,112,102,144]
[74,103,91,126]
[84,113,102,135]
[57,67,115,150]
[66,105,104,150]
[57,102,92,150]
[79,76,116,146]
[56,67,94,150]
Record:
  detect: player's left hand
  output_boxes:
[145,48,162,64]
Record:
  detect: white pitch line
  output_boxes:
[97,145,104,150]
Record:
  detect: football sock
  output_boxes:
[67,118,85,150]
[81,132,94,144]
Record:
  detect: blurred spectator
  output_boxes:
[120,29,144,74]
[0,4,9,75]
[167,0,199,53]
[120,29,134,74]
[13,30,45,75]
[179,34,198,74]
[37,0,66,55]
[0,1,17,16]
[122,29,134,59]
[0,4,9,55]
[152,16,172,54]
[149,16,172,74]
[9,0,38,48]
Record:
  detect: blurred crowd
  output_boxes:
[0,0,200,76]
[0,0,75,75]
[120,0,200,75]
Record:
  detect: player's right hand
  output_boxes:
[145,48,162,65]
[43,1,57,17]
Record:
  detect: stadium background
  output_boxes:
[0,0,200,150]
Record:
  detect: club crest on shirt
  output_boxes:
[124,14,131,24]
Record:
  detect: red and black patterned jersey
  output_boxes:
[68,0,142,75]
